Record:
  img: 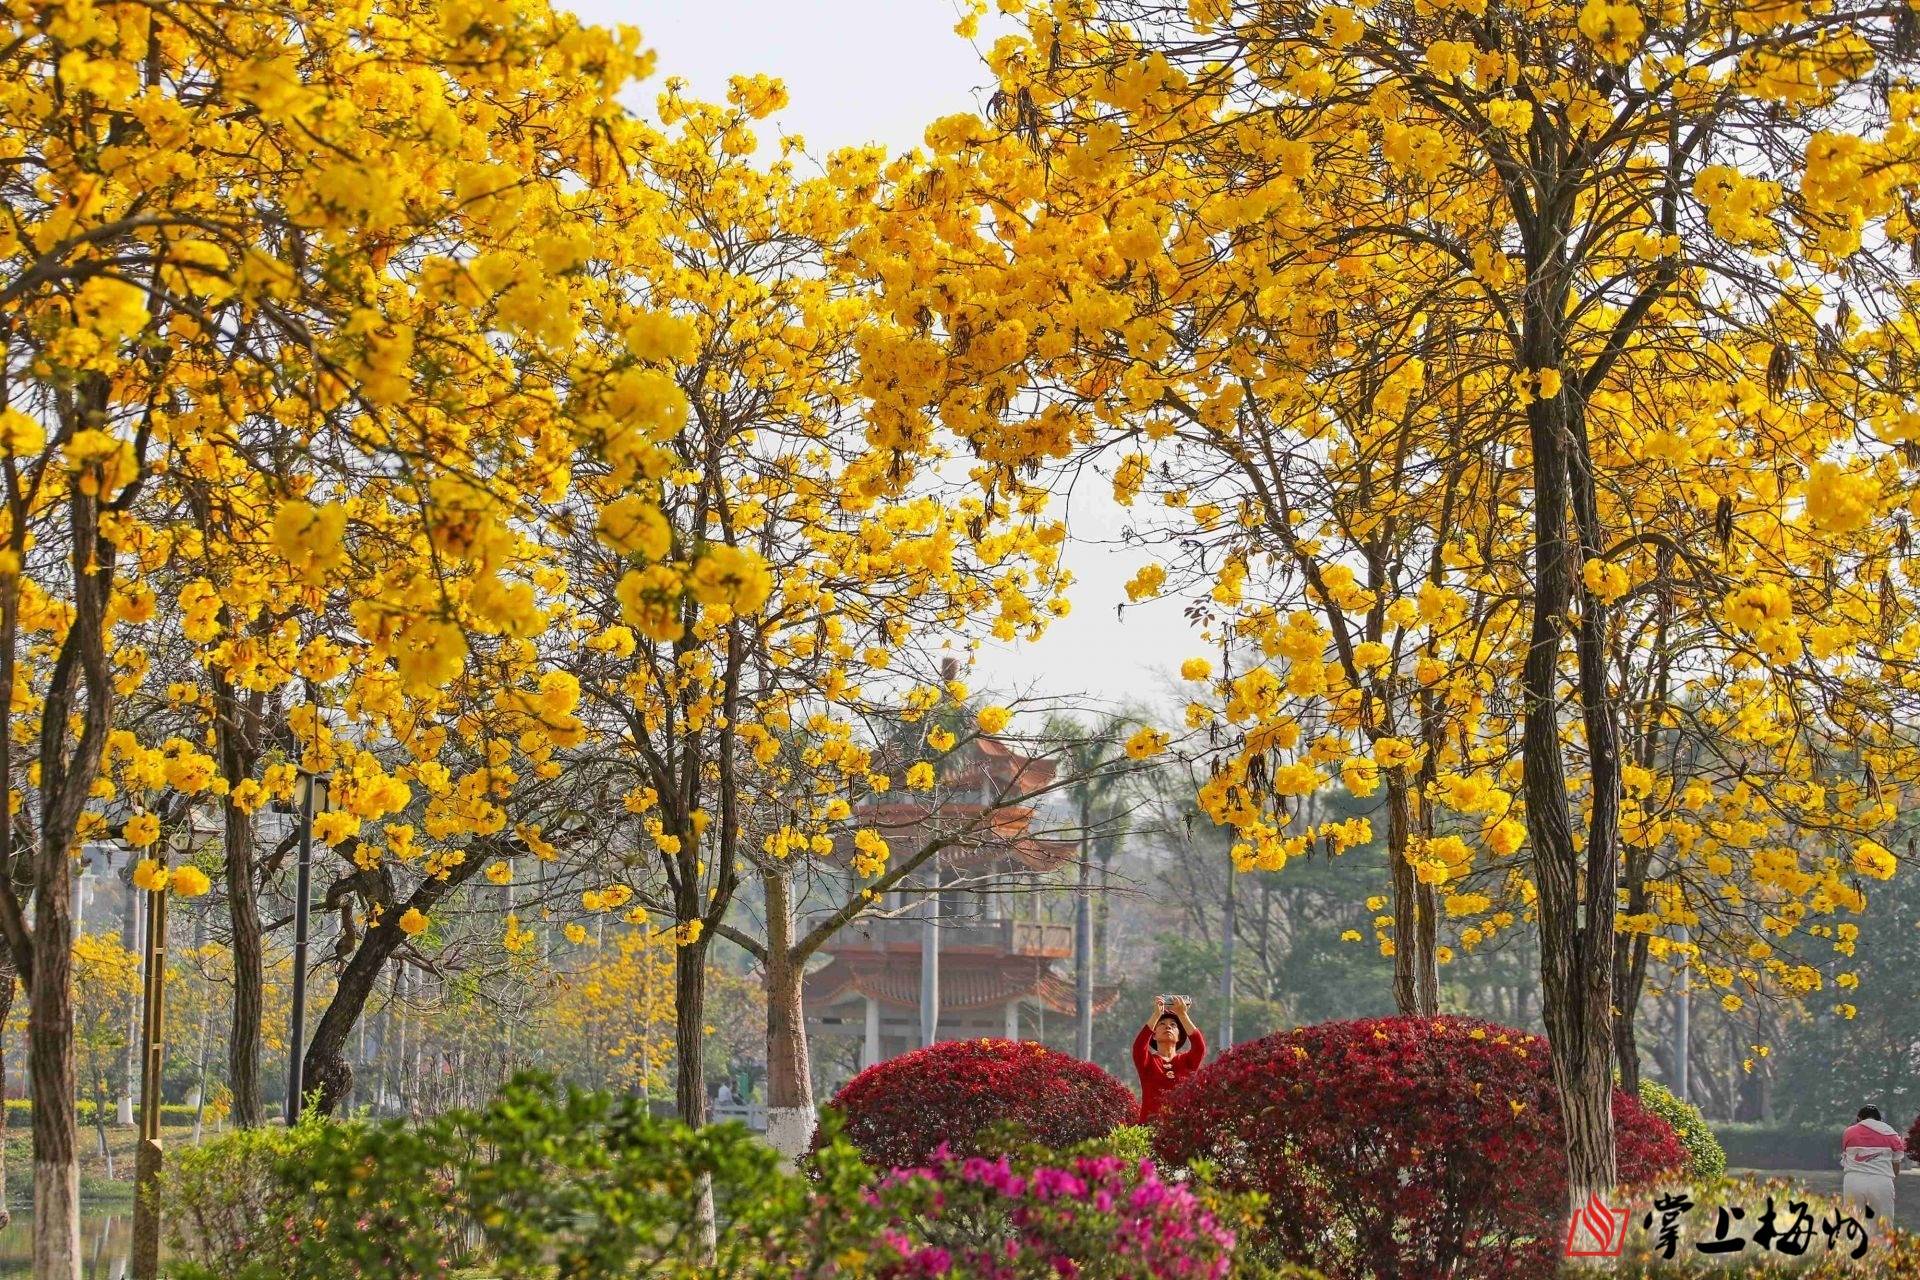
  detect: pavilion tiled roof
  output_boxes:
[841,799,1078,873]
[804,952,1121,1018]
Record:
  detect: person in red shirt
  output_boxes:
[1132,995,1206,1123]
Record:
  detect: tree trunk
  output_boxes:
[211,677,266,1131]
[1219,860,1236,1050]
[0,937,13,1231]
[1521,345,1619,1212]
[1736,1004,1773,1121]
[191,907,210,1144]
[1094,847,1113,984]
[674,925,718,1261]
[1613,928,1651,1094]
[120,874,138,1126]
[222,799,263,1128]
[302,916,405,1115]
[1414,881,1439,1013]
[92,1074,113,1180]
[302,851,491,1115]
[762,865,813,1161]
[1385,772,1437,1015]
[30,833,81,1280]
[675,930,710,1128]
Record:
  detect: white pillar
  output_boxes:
[919,886,940,1047]
[1673,922,1691,1103]
[863,996,881,1069]
[1004,999,1021,1041]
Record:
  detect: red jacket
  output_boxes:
[1842,1120,1906,1178]
[1133,1022,1206,1122]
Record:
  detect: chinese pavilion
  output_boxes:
[803,736,1120,1070]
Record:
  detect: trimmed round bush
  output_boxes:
[822,1038,1136,1168]
[1639,1077,1726,1180]
[1152,1015,1686,1280]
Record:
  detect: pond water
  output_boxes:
[0,1205,135,1277]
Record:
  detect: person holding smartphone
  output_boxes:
[1132,994,1205,1123]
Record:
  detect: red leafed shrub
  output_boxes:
[822,1038,1136,1168]
[1152,1015,1686,1280]
[1908,1112,1920,1161]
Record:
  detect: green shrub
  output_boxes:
[1712,1123,1837,1171]
[1638,1079,1727,1180]
[1090,1122,1153,1163]
[165,1072,890,1280]
[162,1111,333,1280]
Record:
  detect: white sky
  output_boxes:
[566,0,1203,708]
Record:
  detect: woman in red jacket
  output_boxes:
[1133,995,1205,1122]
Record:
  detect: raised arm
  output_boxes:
[1181,1026,1207,1068]
[1133,998,1165,1071]
[1167,996,1206,1065]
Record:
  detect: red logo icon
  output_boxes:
[1565,1190,1630,1258]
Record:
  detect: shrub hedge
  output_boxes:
[162,1071,1306,1280]
[1712,1124,1838,1171]
[4,1098,200,1125]
[166,1074,888,1280]
[1638,1078,1727,1180]
[870,1148,1243,1279]
[163,1113,334,1280]
[821,1037,1136,1168]
[1152,1015,1686,1280]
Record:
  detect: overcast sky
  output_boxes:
[564,0,1199,709]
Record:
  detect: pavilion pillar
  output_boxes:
[1004,999,1020,1041]
[919,885,940,1048]
[863,996,882,1069]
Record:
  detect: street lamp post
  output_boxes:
[286,770,326,1125]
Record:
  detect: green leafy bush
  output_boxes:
[1093,1123,1154,1164]
[165,1073,888,1280]
[1638,1078,1727,1180]
[1713,1123,1837,1171]
[163,1111,334,1280]
[161,1073,1329,1280]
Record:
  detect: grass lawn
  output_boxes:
[3,1121,212,1210]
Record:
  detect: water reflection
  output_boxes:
[0,1206,135,1278]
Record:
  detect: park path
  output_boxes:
[1728,1169,1920,1232]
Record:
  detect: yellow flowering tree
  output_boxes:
[0,0,659,1270]
[532,70,1082,1139]
[878,0,1920,1206]
[539,926,677,1096]
[69,930,140,1180]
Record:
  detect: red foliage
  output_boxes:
[1151,1015,1686,1280]
[822,1038,1136,1168]
[1907,1111,1920,1162]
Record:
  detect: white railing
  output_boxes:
[712,1101,767,1131]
